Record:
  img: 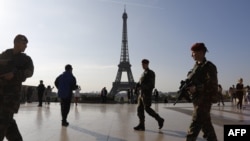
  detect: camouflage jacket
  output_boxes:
[0,49,34,85]
[139,68,155,95]
[189,58,218,104]
[0,48,34,113]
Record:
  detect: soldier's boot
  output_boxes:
[153,113,164,129]
[207,136,218,141]
[133,124,145,131]
[203,133,207,139]
[62,120,69,127]
[134,120,145,131]
[206,132,218,141]
[157,117,164,129]
[186,134,197,141]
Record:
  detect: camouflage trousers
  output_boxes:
[0,111,23,141]
[186,103,217,141]
[0,88,22,141]
[137,94,162,125]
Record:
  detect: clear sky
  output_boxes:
[1,0,250,93]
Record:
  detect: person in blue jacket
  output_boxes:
[55,64,77,127]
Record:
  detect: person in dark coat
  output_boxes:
[37,80,45,107]
[101,87,107,103]
[217,84,224,106]
[236,78,244,110]
[55,64,77,126]
[27,86,33,103]
[153,88,159,103]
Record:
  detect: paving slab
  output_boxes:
[3,102,250,141]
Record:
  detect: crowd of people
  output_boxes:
[228,78,250,109]
[2,34,250,141]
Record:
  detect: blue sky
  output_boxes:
[1,0,250,93]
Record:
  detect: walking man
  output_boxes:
[37,80,45,107]
[153,88,159,103]
[133,59,164,131]
[217,84,224,106]
[101,87,107,103]
[55,64,77,126]
[236,78,244,109]
[0,34,34,140]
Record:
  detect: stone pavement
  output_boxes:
[4,102,250,141]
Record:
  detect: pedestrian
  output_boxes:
[231,85,237,104]
[228,86,233,103]
[55,64,77,126]
[0,34,34,141]
[101,87,107,103]
[44,85,54,105]
[154,88,159,103]
[127,88,131,103]
[130,88,135,104]
[74,85,81,106]
[134,84,140,104]
[217,84,224,106]
[246,85,250,104]
[27,86,33,103]
[133,59,164,131]
[236,78,244,109]
[37,80,45,107]
[185,43,218,141]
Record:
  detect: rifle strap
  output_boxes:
[187,61,208,81]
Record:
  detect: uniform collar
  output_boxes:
[196,57,207,65]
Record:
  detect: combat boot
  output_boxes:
[158,118,164,129]
[133,124,145,131]
[62,120,69,127]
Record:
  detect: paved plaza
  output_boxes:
[4,102,250,141]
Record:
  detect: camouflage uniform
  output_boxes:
[186,58,218,141]
[136,68,164,129]
[0,49,34,141]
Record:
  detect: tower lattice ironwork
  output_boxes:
[109,9,136,96]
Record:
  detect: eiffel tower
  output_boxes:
[109,9,136,96]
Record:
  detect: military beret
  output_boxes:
[191,43,208,52]
[14,34,28,43]
[142,59,149,64]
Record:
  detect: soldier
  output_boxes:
[186,43,218,141]
[133,59,164,131]
[0,34,34,140]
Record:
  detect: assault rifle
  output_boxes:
[173,61,209,105]
[134,82,141,95]
[173,79,192,105]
